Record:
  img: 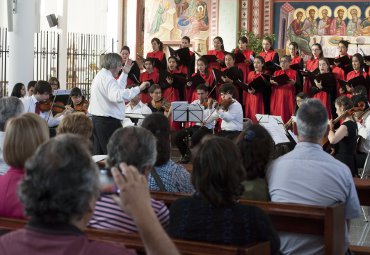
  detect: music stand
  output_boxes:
[171,102,203,123]
[125,113,149,126]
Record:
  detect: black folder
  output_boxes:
[201,55,218,63]
[127,61,141,84]
[290,63,303,71]
[234,50,247,64]
[265,61,281,73]
[315,73,337,87]
[168,46,191,65]
[246,76,268,92]
[272,73,291,86]
[187,74,206,88]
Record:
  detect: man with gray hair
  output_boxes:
[89,126,169,232]
[0,97,24,175]
[88,53,150,154]
[266,99,361,255]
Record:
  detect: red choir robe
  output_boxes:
[245,71,266,122]
[303,58,319,94]
[235,48,254,105]
[312,72,337,119]
[346,70,369,99]
[146,50,167,71]
[139,70,159,103]
[207,49,225,70]
[259,50,279,63]
[291,56,303,66]
[270,69,296,123]
[162,69,182,103]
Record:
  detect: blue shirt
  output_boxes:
[148,160,195,193]
[267,142,361,255]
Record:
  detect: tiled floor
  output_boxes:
[350,206,370,246]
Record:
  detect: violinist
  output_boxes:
[328,96,358,176]
[21,80,72,127]
[353,94,370,167]
[67,87,89,114]
[206,83,243,139]
[147,84,171,115]
[174,84,214,163]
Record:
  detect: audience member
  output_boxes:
[57,112,93,140]
[142,113,194,193]
[267,99,361,255]
[10,83,26,98]
[0,97,24,175]
[0,113,49,219]
[0,134,179,255]
[89,126,169,232]
[236,124,274,201]
[167,137,280,254]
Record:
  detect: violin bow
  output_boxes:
[46,91,58,123]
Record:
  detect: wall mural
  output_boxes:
[144,0,211,55]
[274,2,370,58]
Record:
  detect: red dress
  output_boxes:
[270,69,296,123]
[291,56,303,66]
[162,69,181,103]
[347,70,369,99]
[303,58,319,94]
[245,72,266,122]
[146,51,167,71]
[312,72,334,119]
[139,70,159,104]
[190,71,215,102]
[259,50,278,62]
[207,49,225,70]
[235,49,254,105]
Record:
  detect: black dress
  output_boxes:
[334,121,358,176]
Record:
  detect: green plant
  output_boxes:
[239,30,275,54]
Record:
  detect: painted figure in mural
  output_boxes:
[347,7,362,36]
[303,9,318,36]
[175,0,189,17]
[360,9,370,36]
[329,8,346,36]
[150,1,165,35]
[318,8,332,36]
[288,11,311,55]
[184,0,209,37]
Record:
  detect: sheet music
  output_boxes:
[260,122,291,144]
[288,130,298,144]
[92,155,107,163]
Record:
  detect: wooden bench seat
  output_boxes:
[150,191,345,255]
[0,217,270,255]
[354,178,370,206]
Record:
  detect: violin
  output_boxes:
[72,99,89,114]
[218,98,234,111]
[201,98,214,109]
[39,99,66,113]
[153,98,171,112]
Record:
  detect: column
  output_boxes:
[8,0,39,95]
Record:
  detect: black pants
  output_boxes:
[92,116,122,155]
[174,126,212,156]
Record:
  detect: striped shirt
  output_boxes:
[89,195,169,232]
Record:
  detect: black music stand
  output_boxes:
[172,102,203,123]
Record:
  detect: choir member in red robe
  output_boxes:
[161,56,181,103]
[303,43,323,94]
[245,56,268,122]
[178,36,195,78]
[119,46,140,88]
[346,53,370,98]
[207,36,225,70]
[146,37,167,71]
[259,37,279,75]
[140,58,159,103]
[187,57,215,102]
[270,55,296,123]
[220,52,244,103]
[288,42,303,93]
[312,58,337,119]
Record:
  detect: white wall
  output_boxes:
[0,0,7,27]
[218,0,239,52]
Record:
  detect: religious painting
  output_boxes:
[143,0,211,55]
[274,1,370,58]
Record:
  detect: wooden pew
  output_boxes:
[0,217,270,255]
[354,178,370,206]
[150,191,345,255]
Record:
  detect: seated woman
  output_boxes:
[167,137,280,254]
[147,84,171,116]
[67,87,89,114]
[56,112,93,140]
[328,96,358,176]
[142,113,194,193]
[236,124,274,201]
[0,113,49,219]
